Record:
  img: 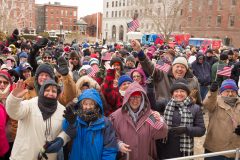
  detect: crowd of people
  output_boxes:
[0,29,239,160]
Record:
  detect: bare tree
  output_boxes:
[0,0,33,33]
[134,0,185,42]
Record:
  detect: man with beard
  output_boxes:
[203,79,240,160]
[46,89,118,160]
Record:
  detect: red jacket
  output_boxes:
[101,69,122,116]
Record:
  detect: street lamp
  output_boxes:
[60,20,63,42]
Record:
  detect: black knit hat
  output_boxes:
[35,63,55,79]
[220,52,228,61]
[170,79,190,95]
[110,57,124,70]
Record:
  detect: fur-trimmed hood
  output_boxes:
[75,75,100,97]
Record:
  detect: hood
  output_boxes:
[39,79,61,96]
[77,89,103,115]
[122,81,150,107]
[196,52,205,63]
[75,75,100,97]
[130,68,147,85]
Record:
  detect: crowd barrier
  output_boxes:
[165,148,240,160]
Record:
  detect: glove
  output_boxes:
[36,38,49,49]
[56,57,69,76]
[65,125,77,139]
[63,103,77,125]
[45,137,64,153]
[170,126,187,136]
[210,81,218,92]
[234,125,240,136]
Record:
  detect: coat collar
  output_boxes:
[218,96,240,110]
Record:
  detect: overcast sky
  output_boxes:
[35,0,103,17]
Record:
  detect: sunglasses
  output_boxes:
[43,56,52,59]
[0,80,9,85]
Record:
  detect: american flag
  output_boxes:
[155,63,171,73]
[127,19,140,32]
[217,66,232,77]
[146,115,163,130]
[88,64,99,78]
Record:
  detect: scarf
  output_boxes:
[127,94,145,124]
[222,96,238,108]
[78,107,100,123]
[38,95,57,120]
[0,84,10,104]
[164,96,194,156]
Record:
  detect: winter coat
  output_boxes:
[230,61,240,85]
[205,56,218,67]
[110,82,168,160]
[0,103,9,157]
[63,89,118,160]
[191,53,211,86]
[203,91,240,158]
[6,93,69,160]
[157,103,205,159]
[138,54,202,105]
[101,69,122,116]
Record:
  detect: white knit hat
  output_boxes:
[172,57,189,69]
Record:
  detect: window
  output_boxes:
[119,0,121,6]
[218,0,222,10]
[232,0,236,5]
[112,1,114,7]
[208,0,213,9]
[65,10,68,16]
[207,16,211,27]
[106,11,108,18]
[123,0,125,6]
[119,11,121,17]
[197,17,201,27]
[106,2,109,8]
[61,10,63,16]
[116,1,118,7]
[216,15,222,27]
[139,9,142,16]
[151,23,154,29]
[127,10,129,17]
[229,15,235,27]
[115,11,117,17]
[158,0,162,2]
[112,11,114,17]
[158,8,161,14]
[189,0,193,12]
[73,11,77,16]
[188,16,192,26]
[150,0,153,3]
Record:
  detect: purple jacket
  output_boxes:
[110,82,168,160]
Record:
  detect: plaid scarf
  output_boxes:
[164,97,194,156]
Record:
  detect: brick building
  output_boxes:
[35,2,78,35]
[181,0,240,47]
[83,12,102,39]
[0,0,36,34]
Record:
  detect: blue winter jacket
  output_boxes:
[63,89,118,160]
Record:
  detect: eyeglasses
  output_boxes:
[0,80,9,86]
[43,56,52,59]
[129,96,142,101]
[133,75,141,78]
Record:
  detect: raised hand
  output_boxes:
[12,80,28,98]
[131,39,141,52]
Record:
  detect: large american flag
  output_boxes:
[155,63,171,73]
[127,19,140,32]
[217,66,232,77]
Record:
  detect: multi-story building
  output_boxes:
[83,12,102,39]
[102,0,181,42]
[103,0,240,47]
[0,0,36,34]
[35,2,78,36]
[181,0,240,47]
